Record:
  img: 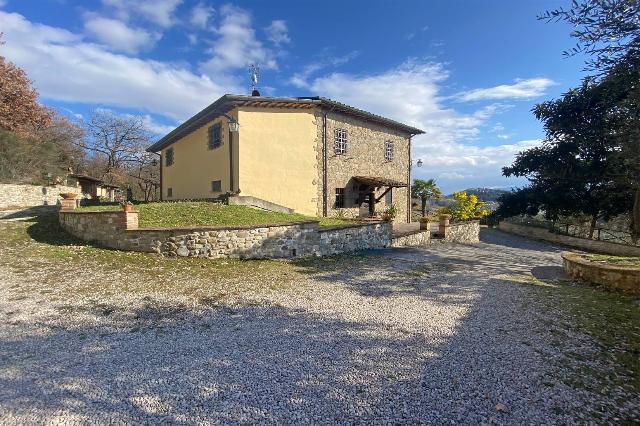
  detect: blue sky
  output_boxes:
[0,0,588,193]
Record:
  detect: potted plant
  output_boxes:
[121,201,134,212]
[59,192,77,200]
[381,204,397,222]
[419,216,431,230]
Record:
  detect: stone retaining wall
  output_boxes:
[0,183,80,209]
[442,220,480,244]
[562,252,640,295]
[499,222,640,256]
[391,230,431,247]
[59,209,393,259]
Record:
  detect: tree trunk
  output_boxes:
[632,188,640,243]
[421,197,427,217]
[588,214,598,239]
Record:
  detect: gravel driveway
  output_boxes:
[0,213,638,425]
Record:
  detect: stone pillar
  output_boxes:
[59,198,77,211]
[123,211,139,230]
[439,214,451,238]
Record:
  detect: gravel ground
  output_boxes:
[0,212,638,425]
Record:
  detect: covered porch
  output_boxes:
[352,175,407,219]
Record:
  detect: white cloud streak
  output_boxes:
[456,78,556,102]
[199,4,276,75]
[265,20,290,46]
[0,11,232,121]
[101,0,183,28]
[190,2,214,30]
[84,16,159,53]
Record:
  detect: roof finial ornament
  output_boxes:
[249,64,260,96]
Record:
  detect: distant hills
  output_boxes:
[447,188,510,202]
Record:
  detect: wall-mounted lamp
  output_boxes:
[223,114,240,132]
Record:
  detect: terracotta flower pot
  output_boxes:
[121,204,134,212]
[419,220,431,230]
[59,192,77,200]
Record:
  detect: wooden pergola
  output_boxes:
[353,176,408,217]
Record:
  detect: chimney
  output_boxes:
[251,89,260,97]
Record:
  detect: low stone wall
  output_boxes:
[318,223,392,256]
[0,183,80,209]
[499,222,640,256]
[59,209,393,259]
[442,220,480,244]
[562,252,640,295]
[391,230,431,247]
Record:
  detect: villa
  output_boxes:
[147,94,424,222]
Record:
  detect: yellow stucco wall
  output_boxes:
[161,114,236,200]
[237,108,318,216]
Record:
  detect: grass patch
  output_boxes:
[77,202,353,229]
[583,254,640,268]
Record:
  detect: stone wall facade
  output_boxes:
[59,209,393,259]
[562,252,640,295]
[315,111,411,223]
[0,184,80,209]
[499,221,640,256]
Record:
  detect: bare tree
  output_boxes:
[129,152,160,201]
[81,110,152,183]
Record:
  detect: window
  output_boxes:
[167,187,173,198]
[385,189,393,205]
[335,188,345,208]
[334,128,347,155]
[211,180,222,192]
[208,123,222,150]
[165,147,174,166]
[384,140,394,161]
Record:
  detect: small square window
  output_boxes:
[211,180,222,192]
[334,129,347,155]
[165,147,174,166]
[384,140,394,161]
[208,123,222,150]
[167,187,173,198]
[335,188,345,208]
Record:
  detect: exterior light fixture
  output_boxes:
[151,159,158,167]
[416,159,423,167]
[222,114,240,132]
[228,118,240,132]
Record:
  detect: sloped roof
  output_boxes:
[146,94,425,152]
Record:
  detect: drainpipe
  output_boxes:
[229,125,234,193]
[322,112,328,216]
[407,135,412,223]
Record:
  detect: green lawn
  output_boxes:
[76,202,354,229]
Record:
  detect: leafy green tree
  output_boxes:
[411,178,442,217]
[540,0,640,239]
[499,77,634,237]
[539,0,640,72]
[446,191,489,221]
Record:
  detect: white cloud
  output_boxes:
[199,4,276,75]
[456,78,556,102]
[265,20,290,46]
[101,0,182,28]
[84,16,158,53]
[0,11,232,121]
[190,2,214,30]
[290,50,360,89]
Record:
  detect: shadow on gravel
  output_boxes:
[0,301,442,423]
